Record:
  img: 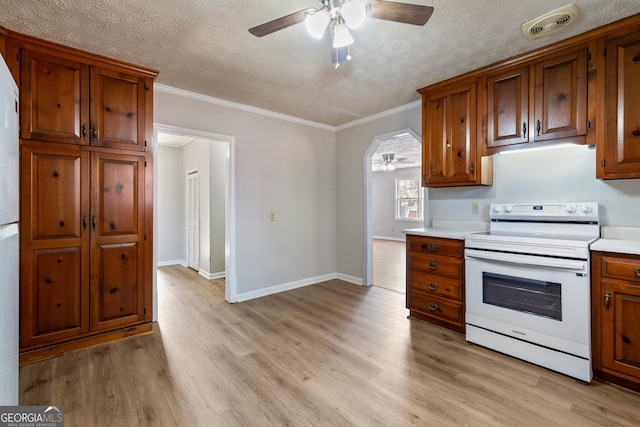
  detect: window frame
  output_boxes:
[394,177,423,221]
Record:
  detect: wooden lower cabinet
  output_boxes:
[406,235,465,333]
[20,142,149,353]
[592,251,640,391]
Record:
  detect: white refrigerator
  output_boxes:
[0,53,19,405]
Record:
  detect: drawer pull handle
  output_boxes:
[427,302,439,311]
[633,130,640,137]
[604,290,610,312]
[522,121,527,138]
[634,268,640,277]
[428,244,438,252]
[429,262,438,270]
[536,119,541,137]
[428,282,438,290]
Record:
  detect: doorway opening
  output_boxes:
[363,129,422,291]
[186,169,200,271]
[153,124,237,316]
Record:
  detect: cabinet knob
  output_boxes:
[536,120,541,137]
[604,290,610,312]
[428,282,438,290]
[522,121,527,138]
[427,302,439,311]
[429,261,438,270]
[428,244,438,252]
[633,55,640,63]
[82,124,87,141]
[632,130,640,137]
[634,268,640,277]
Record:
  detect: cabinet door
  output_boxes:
[487,65,529,149]
[90,67,146,151]
[533,48,587,142]
[20,146,90,348]
[600,280,640,380]
[20,50,90,145]
[423,81,477,186]
[90,151,145,331]
[601,32,640,177]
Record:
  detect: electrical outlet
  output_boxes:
[269,212,275,222]
[472,202,480,214]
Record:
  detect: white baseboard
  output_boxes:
[235,273,338,302]
[199,269,225,280]
[336,273,364,285]
[157,259,187,267]
[372,235,406,242]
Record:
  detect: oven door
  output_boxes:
[465,248,590,359]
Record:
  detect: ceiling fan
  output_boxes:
[249,0,434,68]
[373,153,414,171]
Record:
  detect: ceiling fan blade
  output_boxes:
[249,8,315,37]
[368,0,434,26]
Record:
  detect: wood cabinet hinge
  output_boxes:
[16,52,21,61]
[603,48,607,57]
[587,51,591,62]
[144,235,147,241]
[144,140,147,147]
[144,83,150,91]
[144,307,147,314]
[601,159,606,167]
[587,121,591,129]
[470,163,475,174]
[144,161,147,167]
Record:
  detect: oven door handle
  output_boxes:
[465,249,586,271]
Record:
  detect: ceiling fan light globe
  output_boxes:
[332,22,354,48]
[305,9,330,39]
[341,1,367,30]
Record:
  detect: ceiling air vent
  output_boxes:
[521,3,578,39]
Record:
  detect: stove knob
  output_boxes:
[504,205,513,213]
[581,205,593,214]
[565,204,577,213]
[493,205,502,213]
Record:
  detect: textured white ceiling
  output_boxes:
[1,1,639,126]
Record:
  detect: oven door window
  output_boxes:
[482,272,562,321]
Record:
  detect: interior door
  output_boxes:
[187,171,199,271]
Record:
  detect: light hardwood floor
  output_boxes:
[20,265,640,426]
[372,238,405,293]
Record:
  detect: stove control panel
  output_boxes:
[490,202,599,223]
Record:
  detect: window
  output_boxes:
[395,178,423,220]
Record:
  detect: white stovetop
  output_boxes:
[590,226,640,256]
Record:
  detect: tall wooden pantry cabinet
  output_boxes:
[1,27,157,360]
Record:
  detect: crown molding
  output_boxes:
[155,83,421,133]
[154,83,336,131]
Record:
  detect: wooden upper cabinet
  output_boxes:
[20,50,90,145]
[19,47,148,150]
[598,30,640,179]
[422,79,479,187]
[533,48,588,142]
[90,68,147,151]
[485,47,588,153]
[487,65,530,149]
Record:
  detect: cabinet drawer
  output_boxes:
[408,271,463,301]
[407,235,463,257]
[408,292,463,324]
[408,252,463,279]
[600,255,640,283]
